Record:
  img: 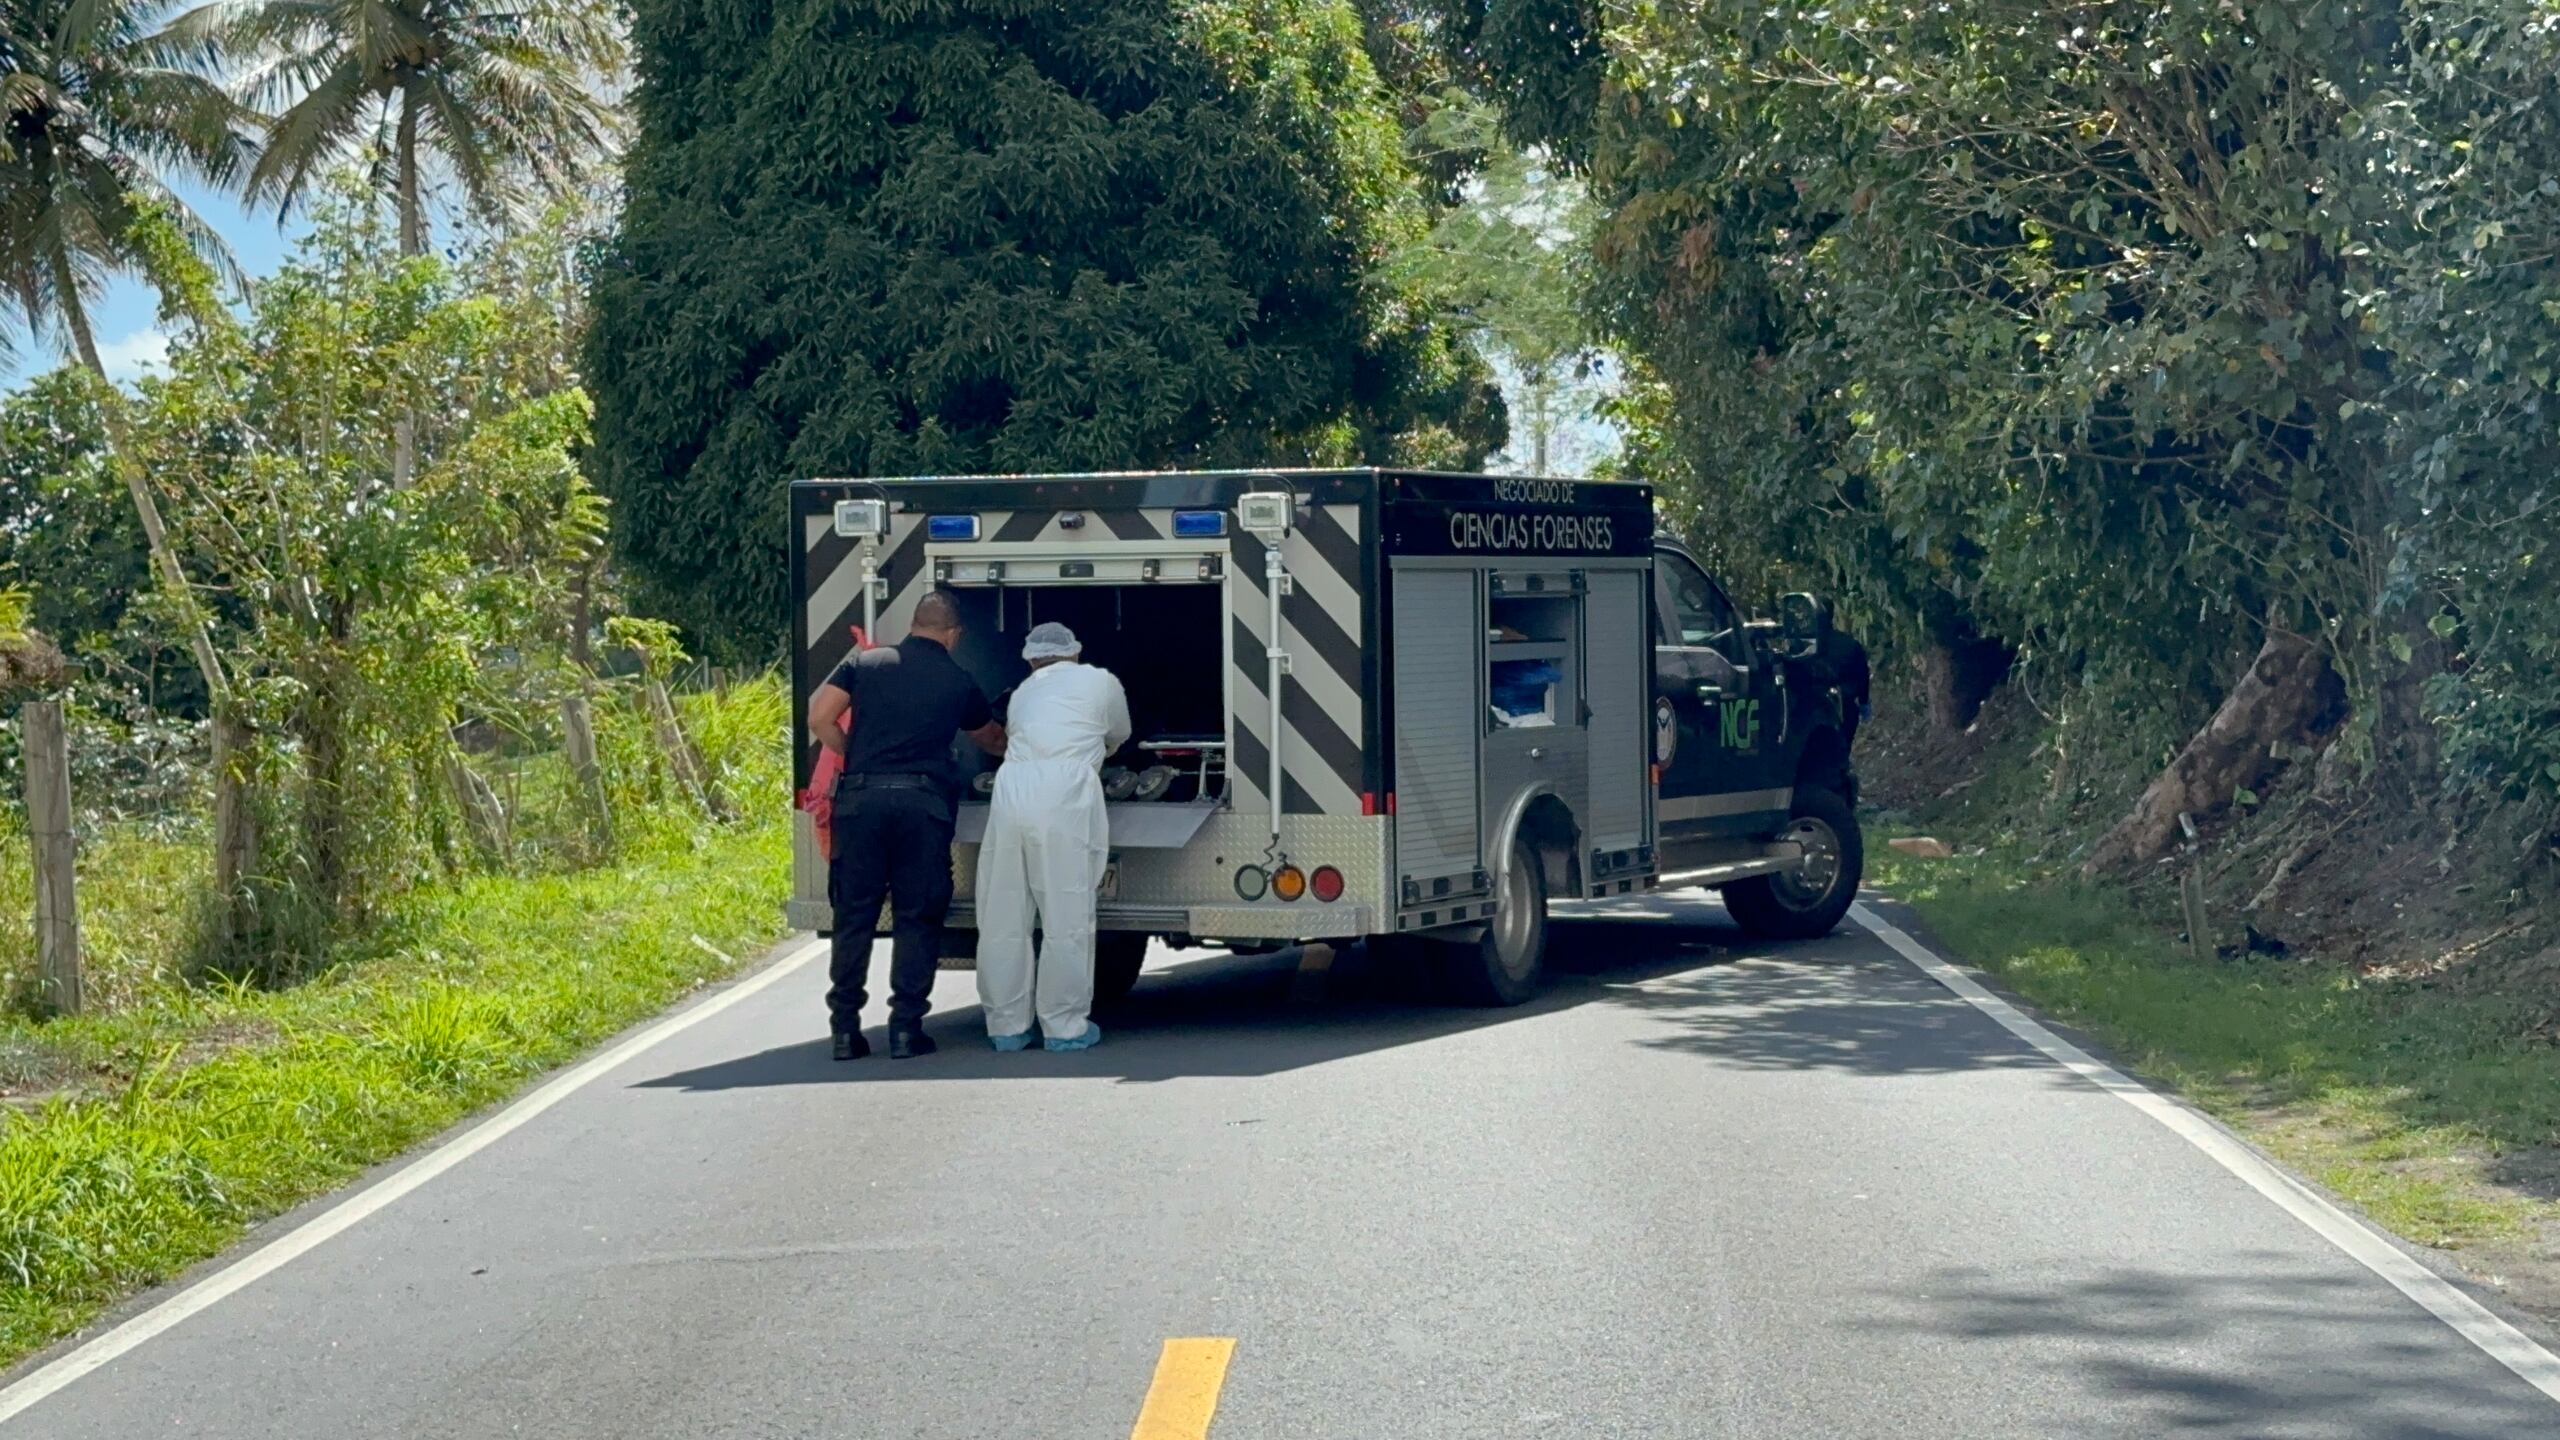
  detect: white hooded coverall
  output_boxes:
[976,661,1132,1040]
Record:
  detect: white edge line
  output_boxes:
[0,938,828,1427]
[1849,902,2560,1408]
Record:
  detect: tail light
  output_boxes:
[1310,866,1345,903]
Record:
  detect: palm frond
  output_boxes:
[244,52,376,213]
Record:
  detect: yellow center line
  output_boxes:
[1130,1337,1237,1440]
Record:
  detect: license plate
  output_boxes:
[1098,857,1120,900]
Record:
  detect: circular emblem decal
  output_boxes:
[1654,696,1678,766]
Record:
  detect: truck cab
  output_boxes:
[1650,538,1866,939]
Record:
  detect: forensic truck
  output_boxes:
[788,469,1865,1007]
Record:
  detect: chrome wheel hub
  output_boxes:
[1773,817,1843,908]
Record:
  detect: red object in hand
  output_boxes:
[797,625,877,862]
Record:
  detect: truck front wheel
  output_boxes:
[1095,932,1149,1007]
[1722,786,1864,940]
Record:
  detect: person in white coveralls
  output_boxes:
[976,622,1130,1052]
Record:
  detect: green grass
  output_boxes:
[0,678,795,1366]
[1872,847,2560,1249]
[0,822,211,1014]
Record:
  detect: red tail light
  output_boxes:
[1310,866,1345,903]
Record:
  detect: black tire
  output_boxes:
[1094,932,1149,1007]
[1722,786,1864,940]
[1439,833,1550,1006]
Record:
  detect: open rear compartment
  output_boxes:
[942,583,1228,804]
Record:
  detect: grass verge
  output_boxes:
[0,814,789,1367]
[1872,846,2560,1302]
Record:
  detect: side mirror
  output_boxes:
[1779,593,1831,643]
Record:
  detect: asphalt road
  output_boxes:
[8,893,2557,1438]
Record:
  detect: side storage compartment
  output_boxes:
[1582,567,1653,893]
[1390,566,1483,915]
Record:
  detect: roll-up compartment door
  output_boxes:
[1391,566,1483,898]
[1583,568,1651,853]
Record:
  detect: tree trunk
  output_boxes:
[2084,633,2345,874]
[297,604,357,916]
[1530,374,1551,475]
[2371,607,2445,803]
[58,245,229,708]
[1918,632,2010,735]
[570,565,595,671]
[60,248,259,938]
[392,97,423,488]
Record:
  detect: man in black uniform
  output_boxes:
[806,591,1006,1060]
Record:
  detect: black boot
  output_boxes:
[832,1032,871,1062]
[887,1022,937,1060]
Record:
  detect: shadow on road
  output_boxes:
[639,894,2055,1091]
[1854,1256,2553,1437]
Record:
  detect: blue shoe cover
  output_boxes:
[989,1029,1037,1052]
[1042,1024,1103,1052]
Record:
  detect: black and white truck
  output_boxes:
[788,469,1864,1006]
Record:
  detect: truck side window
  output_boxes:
[1659,552,1744,666]
[1487,594,1574,731]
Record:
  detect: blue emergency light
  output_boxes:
[1172,510,1227,538]
[926,515,981,541]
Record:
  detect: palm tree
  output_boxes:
[205,0,623,257]
[1,0,250,372]
[2,0,246,708]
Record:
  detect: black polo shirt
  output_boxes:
[829,636,993,776]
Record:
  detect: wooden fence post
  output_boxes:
[211,710,257,940]
[444,749,513,864]
[2178,812,2215,964]
[644,679,730,822]
[23,699,81,1015]
[561,693,613,853]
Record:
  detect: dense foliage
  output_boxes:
[590,0,1505,658]
[1435,0,2560,815]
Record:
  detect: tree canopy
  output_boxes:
[1433,0,2560,811]
[589,0,1504,658]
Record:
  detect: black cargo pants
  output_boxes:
[828,776,957,1033]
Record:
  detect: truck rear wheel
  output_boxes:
[1722,786,1863,940]
[1095,932,1149,1007]
[1440,834,1549,1007]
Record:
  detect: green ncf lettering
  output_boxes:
[1718,696,1762,749]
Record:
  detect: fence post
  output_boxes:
[444,749,513,864]
[644,679,730,822]
[561,693,613,853]
[23,699,81,1015]
[2178,812,2215,964]
[211,711,257,940]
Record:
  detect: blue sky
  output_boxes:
[1,177,310,391]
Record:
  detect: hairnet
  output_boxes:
[1022,622,1082,661]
